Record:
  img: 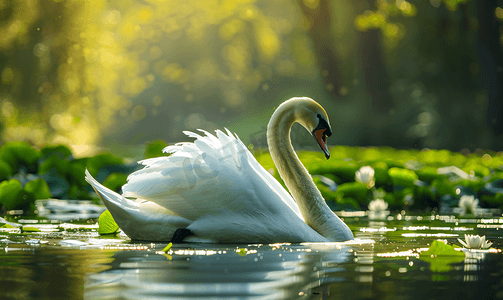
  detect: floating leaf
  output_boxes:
[0,179,31,210]
[87,153,124,179]
[24,178,52,200]
[40,145,73,160]
[0,159,13,181]
[388,167,418,187]
[0,144,18,170]
[98,209,119,235]
[10,142,39,172]
[419,240,465,272]
[22,226,41,232]
[145,140,169,159]
[38,155,69,175]
[336,182,369,205]
[102,173,128,193]
[431,178,456,197]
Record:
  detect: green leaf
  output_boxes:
[40,145,73,160]
[336,182,369,205]
[145,140,169,159]
[24,178,52,200]
[370,161,390,186]
[68,160,87,187]
[87,153,124,178]
[0,159,13,181]
[388,167,418,187]
[421,240,465,257]
[102,173,128,193]
[98,209,119,235]
[416,166,443,184]
[22,226,41,232]
[0,144,18,171]
[0,179,28,210]
[11,141,39,172]
[431,178,456,197]
[38,155,70,176]
[419,240,465,272]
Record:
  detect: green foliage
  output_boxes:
[370,161,390,186]
[419,240,465,272]
[336,182,369,205]
[480,194,503,209]
[388,167,418,187]
[310,160,359,183]
[40,145,73,160]
[86,153,124,178]
[416,166,442,184]
[145,140,169,159]
[24,179,52,200]
[98,209,119,235]
[0,142,39,172]
[2,138,503,215]
[411,185,437,209]
[0,160,13,181]
[431,178,456,197]
[103,173,128,193]
[0,179,32,211]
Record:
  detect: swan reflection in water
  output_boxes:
[84,242,362,300]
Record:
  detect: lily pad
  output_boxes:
[419,240,465,272]
[40,145,73,160]
[86,153,124,179]
[102,173,128,193]
[0,179,32,210]
[24,178,52,200]
[98,209,119,235]
[388,168,418,187]
[0,159,13,181]
[145,140,169,159]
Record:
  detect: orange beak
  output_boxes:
[313,128,330,159]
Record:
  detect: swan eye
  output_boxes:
[314,114,332,137]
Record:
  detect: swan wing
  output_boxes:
[85,169,192,241]
[121,129,304,222]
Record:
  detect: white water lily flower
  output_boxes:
[458,195,479,215]
[368,199,388,212]
[457,234,492,249]
[356,166,375,188]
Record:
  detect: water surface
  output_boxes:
[1,212,502,299]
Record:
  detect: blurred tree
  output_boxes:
[299,0,344,97]
[359,0,393,113]
[477,0,503,136]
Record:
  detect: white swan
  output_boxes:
[85,97,353,243]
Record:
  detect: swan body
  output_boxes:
[85,97,353,243]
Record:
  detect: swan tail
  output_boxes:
[85,169,193,242]
[85,169,136,216]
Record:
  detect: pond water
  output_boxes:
[1,211,502,300]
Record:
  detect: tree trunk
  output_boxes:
[299,0,344,97]
[478,0,503,135]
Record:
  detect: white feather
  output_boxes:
[85,97,354,243]
[86,129,327,243]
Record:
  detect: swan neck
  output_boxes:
[266,103,325,225]
[266,99,353,242]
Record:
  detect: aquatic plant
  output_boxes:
[368,199,388,212]
[355,166,375,188]
[458,195,479,215]
[457,234,493,249]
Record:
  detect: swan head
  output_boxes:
[293,97,332,159]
